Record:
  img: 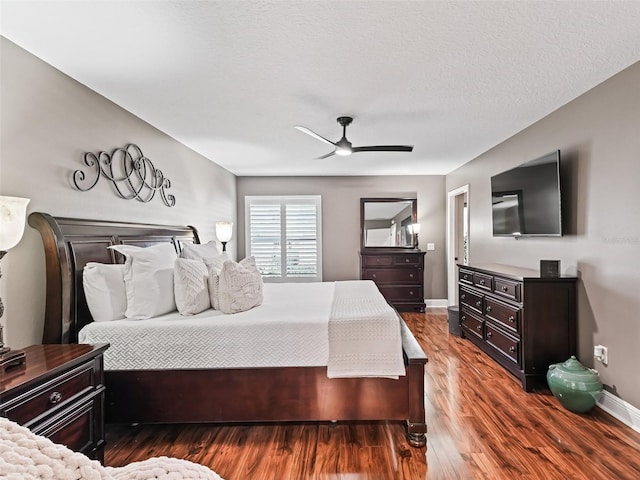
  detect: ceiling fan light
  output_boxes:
[335,148,351,156]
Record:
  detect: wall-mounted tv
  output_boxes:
[491,150,562,237]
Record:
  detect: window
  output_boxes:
[245,195,322,282]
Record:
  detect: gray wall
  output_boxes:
[446,61,640,409]
[237,176,447,300]
[0,38,237,348]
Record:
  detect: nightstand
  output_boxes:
[0,343,109,463]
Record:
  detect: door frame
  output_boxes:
[446,184,469,306]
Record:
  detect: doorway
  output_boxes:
[446,185,469,306]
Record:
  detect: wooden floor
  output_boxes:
[105,310,640,479]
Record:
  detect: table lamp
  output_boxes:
[215,221,233,253]
[0,195,30,371]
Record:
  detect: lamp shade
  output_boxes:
[411,223,421,234]
[0,196,30,251]
[215,221,233,243]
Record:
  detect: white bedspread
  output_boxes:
[79,282,334,370]
[327,280,405,378]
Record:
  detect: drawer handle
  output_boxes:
[49,391,63,404]
[509,346,516,353]
[405,258,410,263]
[461,293,466,299]
[409,273,414,278]
[486,306,492,313]
[461,315,466,321]
[508,315,515,323]
[475,301,481,307]
[409,291,414,296]
[501,286,508,292]
[479,279,485,285]
[476,325,482,331]
[372,273,377,279]
[487,331,493,338]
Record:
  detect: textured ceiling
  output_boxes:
[2,1,640,176]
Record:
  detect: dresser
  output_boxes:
[0,343,109,462]
[458,264,576,391]
[360,249,426,312]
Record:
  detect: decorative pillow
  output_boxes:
[109,243,177,319]
[174,258,211,315]
[203,253,232,310]
[180,241,220,260]
[82,263,127,322]
[218,256,263,314]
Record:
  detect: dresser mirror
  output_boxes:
[360,197,417,249]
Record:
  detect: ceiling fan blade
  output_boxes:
[352,145,414,153]
[294,126,336,147]
[315,151,336,160]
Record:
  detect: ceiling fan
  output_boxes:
[294,116,414,159]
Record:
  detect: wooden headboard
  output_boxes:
[28,212,200,344]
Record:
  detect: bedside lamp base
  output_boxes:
[0,347,26,373]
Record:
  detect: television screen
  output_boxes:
[491,151,562,237]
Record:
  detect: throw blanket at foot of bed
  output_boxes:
[327,280,406,378]
[0,418,223,480]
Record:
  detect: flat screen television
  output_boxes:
[491,150,562,237]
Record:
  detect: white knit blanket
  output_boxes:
[327,280,405,378]
[0,417,223,480]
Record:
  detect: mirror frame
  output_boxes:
[360,197,418,250]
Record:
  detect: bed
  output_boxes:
[28,212,428,447]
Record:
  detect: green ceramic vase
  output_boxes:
[547,356,603,413]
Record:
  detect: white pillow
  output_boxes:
[109,243,177,319]
[203,253,232,310]
[218,256,263,314]
[83,263,127,322]
[180,241,220,260]
[174,258,211,315]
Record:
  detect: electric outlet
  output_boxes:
[594,345,608,365]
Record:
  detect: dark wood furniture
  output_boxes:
[360,249,426,312]
[0,343,108,462]
[28,212,428,447]
[458,263,577,391]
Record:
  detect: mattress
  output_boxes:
[78,282,335,370]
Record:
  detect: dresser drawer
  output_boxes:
[485,297,520,335]
[460,287,483,314]
[393,254,422,266]
[4,363,95,426]
[493,277,521,302]
[473,272,493,291]
[459,268,474,284]
[377,284,423,302]
[363,268,421,284]
[362,255,393,266]
[486,323,520,365]
[460,310,484,340]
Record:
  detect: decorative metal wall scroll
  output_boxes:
[73,144,175,207]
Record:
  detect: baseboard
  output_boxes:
[425,299,448,308]
[597,390,640,434]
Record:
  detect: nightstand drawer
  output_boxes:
[4,363,94,426]
[35,394,104,456]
